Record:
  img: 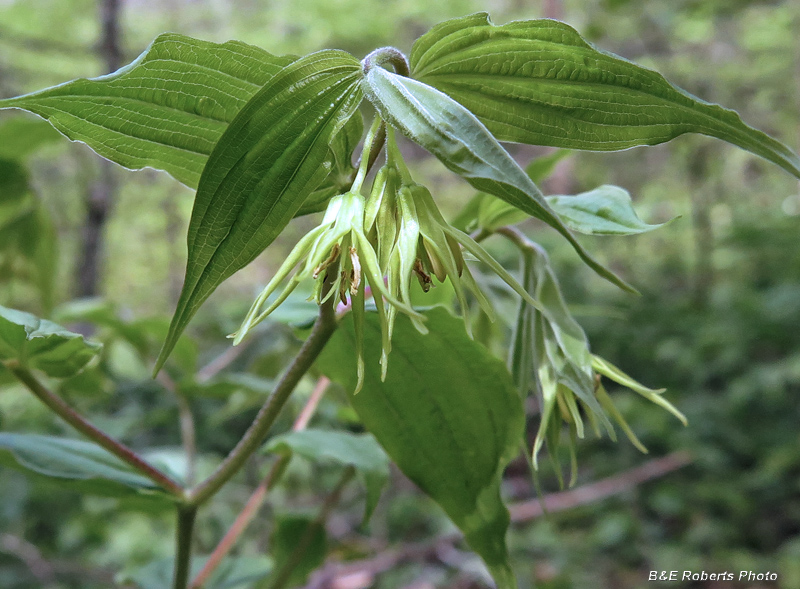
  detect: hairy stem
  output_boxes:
[362,46,410,77]
[266,466,356,589]
[5,362,184,497]
[187,284,338,507]
[173,506,197,589]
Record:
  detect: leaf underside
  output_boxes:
[0,433,167,498]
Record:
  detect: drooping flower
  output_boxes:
[231,189,422,392]
[234,125,547,391]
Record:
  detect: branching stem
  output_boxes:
[5,362,184,497]
[362,46,410,77]
[186,278,339,507]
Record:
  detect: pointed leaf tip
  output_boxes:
[411,13,800,180]
[155,51,364,372]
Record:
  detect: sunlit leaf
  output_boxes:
[318,308,523,589]
[411,13,800,179]
[155,51,364,372]
[478,184,671,235]
[0,34,294,187]
[547,185,674,235]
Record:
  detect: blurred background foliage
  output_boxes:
[1,0,799,587]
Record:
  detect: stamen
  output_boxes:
[313,243,341,279]
[413,258,432,292]
[349,247,362,295]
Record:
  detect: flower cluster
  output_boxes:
[233,131,540,391]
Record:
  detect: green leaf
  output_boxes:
[317,308,523,589]
[264,429,389,523]
[0,34,294,188]
[547,185,673,235]
[0,305,101,377]
[362,65,634,293]
[271,514,326,588]
[0,433,168,499]
[155,50,364,372]
[479,185,671,235]
[411,13,800,179]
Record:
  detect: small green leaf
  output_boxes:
[271,514,326,588]
[411,13,800,179]
[318,308,523,589]
[478,184,671,235]
[362,65,634,293]
[0,34,294,187]
[155,51,364,372]
[0,433,168,499]
[547,185,673,235]
[264,429,389,523]
[0,305,101,377]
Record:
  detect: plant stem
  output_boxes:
[362,46,410,77]
[5,362,184,497]
[189,377,329,588]
[187,288,338,507]
[157,371,197,487]
[173,505,197,589]
[266,465,356,589]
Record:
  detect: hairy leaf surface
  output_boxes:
[411,13,800,179]
[318,308,523,589]
[156,51,363,372]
